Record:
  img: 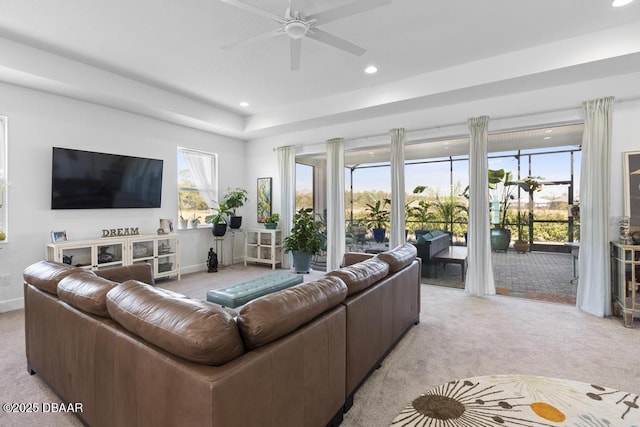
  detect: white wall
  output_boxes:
[611,98,640,234]
[0,82,246,312]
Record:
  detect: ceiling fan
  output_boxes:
[220,0,390,70]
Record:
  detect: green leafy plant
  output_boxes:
[407,185,434,230]
[264,213,280,223]
[489,168,516,229]
[283,208,323,254]
[515,176,544,241]
[363,198,390,229]
[432,192,467,232]
[222,187,248,215]
[204,200,233,225]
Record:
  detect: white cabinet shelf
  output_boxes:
[129,234,180,279]
[46,234,180,280]
[244,229,282,270]
[611,242,640,327]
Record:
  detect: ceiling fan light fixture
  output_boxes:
[284,20,309,39]
[612,0,634,7]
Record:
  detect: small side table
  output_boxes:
[228,229,245,268]
[213,236,224,267]
[565,242,579,283]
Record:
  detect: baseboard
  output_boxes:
[179,264,207,275]
[0,297,24,313]
[326,407,344,427]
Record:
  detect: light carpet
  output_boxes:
[391,374,640,426]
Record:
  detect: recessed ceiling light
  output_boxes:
[545,129,553,133]
[544,136,552,140]
[364,65,378,74]
[612,0,634,7]
[239,101,249,107]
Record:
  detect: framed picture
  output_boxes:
[51,230,68,243]
[623,151,640,232]
[257,177,272,223]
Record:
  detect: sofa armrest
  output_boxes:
[342,252,375,267]
[412,232,450,262]
[95,263,154,285]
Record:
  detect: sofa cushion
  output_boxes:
[106,281,245,365]
[376,243,418,273]
[23,261,88,295]
[237,276,347,350]
[58,272,117,317]
[327,258,390,296]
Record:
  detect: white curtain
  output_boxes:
[465,116,496,296]
[576,97,614,317]
[277,146,296,269]
[326,138,345,271]
[182,149,217,207]
[390,128,406,248]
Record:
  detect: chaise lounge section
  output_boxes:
[412,230,450,277]
[23,243,420,426]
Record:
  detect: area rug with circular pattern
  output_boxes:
[391,374,639,426]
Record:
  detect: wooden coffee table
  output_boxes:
[433,246,468,282]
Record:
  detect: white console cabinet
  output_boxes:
[46,234,180,279]
[128,234,180,279]
[244,229,282,269]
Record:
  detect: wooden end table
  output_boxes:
[433,246,468,282]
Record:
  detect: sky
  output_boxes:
[297,146,581,204]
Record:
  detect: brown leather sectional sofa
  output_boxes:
[23,243,420,427]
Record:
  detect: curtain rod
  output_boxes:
[274,96,640,152]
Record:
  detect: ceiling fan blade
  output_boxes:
[220,0,281,20]
[306,28,365,56]
[307,0,390,24]
[289,0,307,15]
[290,38,301,71]
[222,30,281,51]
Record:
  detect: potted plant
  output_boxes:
[364,198,390,243]
[513,213,530,253]
[408,185,433,239]
[263,213,279,229]
[204,200,232,237]
[178,194,188,229]
[222,187,248,229]
[488,169,516,251]
[513,176,544,253]
[189,213,201,229]
[283,208,323,273]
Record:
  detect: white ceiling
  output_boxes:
[0,0,640,142]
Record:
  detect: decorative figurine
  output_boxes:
[620,216,632,244]
[207,248,218,273]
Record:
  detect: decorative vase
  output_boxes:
[372,227,386,243]
[264,222,277,229]
[98,247,114,263]
[513,239,529,253]
[212,223,227,237]
[490,228,511,252]
[292,251,313,274]
[229,216,242,229]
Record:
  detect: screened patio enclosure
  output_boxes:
[295,123,583,254]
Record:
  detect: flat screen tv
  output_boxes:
[51,147,163,209]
